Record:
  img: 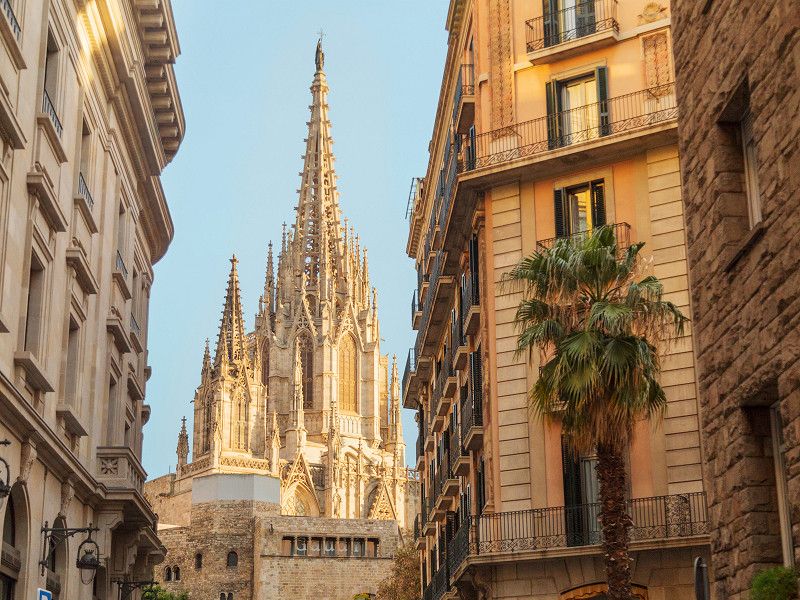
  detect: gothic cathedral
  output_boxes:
[172,41,415,527]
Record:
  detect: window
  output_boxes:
[295,538,308,557]
[234,389,247,450]
[542,0,598,48]
[226,551,238,567]
[338,335,357,413]
[741,109,762,227]
[202,397,212,453]
[546,67,609,148]
[173,567,180,581]
[24,253,45,356]
[43,32,61,134]
[64,318,81,407]
[164,567,172,582]
[3,495,15,546]
[554,179,606,237]
[770,404,794,567]
[296,331,314,409]
[194,553,202,569]
[0,574,15,600]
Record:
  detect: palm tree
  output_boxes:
[504,224,687,600]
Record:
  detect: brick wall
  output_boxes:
[671,0,800,597]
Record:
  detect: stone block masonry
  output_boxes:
[671,0,800,598]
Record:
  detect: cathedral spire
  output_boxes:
[177,417,189,472]
[214,255,248,371]
[201,339,211,375]
[286,40,345,302]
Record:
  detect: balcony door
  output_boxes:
[562,437,601,547]
[553,179,606,238]
[544,0,597,46]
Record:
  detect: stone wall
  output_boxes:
[671,0,800,598]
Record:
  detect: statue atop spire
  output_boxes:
[315,38,324,71]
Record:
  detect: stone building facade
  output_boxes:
[671,0,800,598]
[0,0,184,599]
[403,1,712,599]
[145,43,418,600]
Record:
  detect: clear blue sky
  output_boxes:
[143,1,449,477]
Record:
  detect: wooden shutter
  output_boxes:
[546,81,560,149]
[466,126,476,170]
[591,180,606,227]
[554,187,567,238]
[561,436,582,507]
[471,348,483,423]
[576,0,596,36]
[595,66,610,136]
[542,0,559,47]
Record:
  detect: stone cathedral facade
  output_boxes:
[144,44,418,600]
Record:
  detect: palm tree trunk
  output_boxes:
[596,442,633,600]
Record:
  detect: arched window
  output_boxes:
[195,553,202,569]
[234,388,247,450]
[338,334,357,413]
[173,566,180,581]
[2,494,15,546]
[296,331,314,410]
[203,398,212,453]
[220,594,226,600]
[164,567,172,581]
[228,594,233,600]
[260,340,269,386]
[227,551,238,567]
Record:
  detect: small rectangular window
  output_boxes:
[64,318,81,407]
[24,254,45,356]
[352,539,364,557]
[295,537,308,556]
[741,109,762,227]
[323,538,336,556]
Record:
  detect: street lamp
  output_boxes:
[0,440,11,499]
[40,522,101,584]
[114,579,157,600]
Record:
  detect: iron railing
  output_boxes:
[129,313,140,337]
[402,346,417,398]
[42,90,62,137]
[453,64,475,123]
[309,465,325,488]
[449,424,466,474]
[536,221,631,252]
[526,0,619,52]
[417,410,426,465]
[460,272,479,336]
[471,492,708,554]
[419,250,446,337]
[431,563,449,600]
[414,514,421,542]
[461,384,483,441]
[2,0,20,41]
[458,83,676,173]
[438,144,458,232]
[411,288,420,325]
[77,173,95,211]
[417,262,429,295]
[426,478,436,521]
[448,516,471,576]
[116,250,128,280]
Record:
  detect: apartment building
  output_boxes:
[672,1,800,598]
[403,1,711,598]
[0,1,184,599]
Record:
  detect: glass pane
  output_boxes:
[568,187,592,234]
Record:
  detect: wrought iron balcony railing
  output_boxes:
[77,173,95,211]
[526,0,619,52]
[431,562,449,600]
[470,492,708,555]
[438,145,458,232]
[116,250,129,280]
[2,0,21,41]
[414,514,421,542]
[536,221,631,253]
[460,272,479,335]
[461,385,483,441]
[129,313,141,337]
[419,250,446,337]
[458,83,676,173]
[402,346,416,399]
[42,90,63,137]
[448,515,471,576]
[452,64,475,124]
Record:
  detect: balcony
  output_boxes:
[526,0,619,64]
[431,563,450,600]
[537,221,631,254]
[458,83,677,175]
[1,0,20,42]
[414,514,424,550]
[453,63,475,134]
[95,446,146,493]
[116,250,129,279]
[419,251,456,355]
[447,516,470,580]
[42,90,62,138]
[434,361,456,418]
[461,384,483,451]
[449,424,469,477]
[411,288,422,330]
[77,173,95,212]
[462,492,708,561]
[460,272,480,338]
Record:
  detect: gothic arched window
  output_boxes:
[227,551,238,567]
[296,331,314,410]
[202,398,212,453]
[339,334,357,413]
[234,389,247,450]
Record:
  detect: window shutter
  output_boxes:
[542,0,559,47]
[469,234,480,295]
[576,0,596,36]
[595,66,610,136]
[472,348,483,425]
[554,187,567,238]
[591,181,606,227]
[467,126,476,170]
[561,436,582,507]
[546,81,560,149]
